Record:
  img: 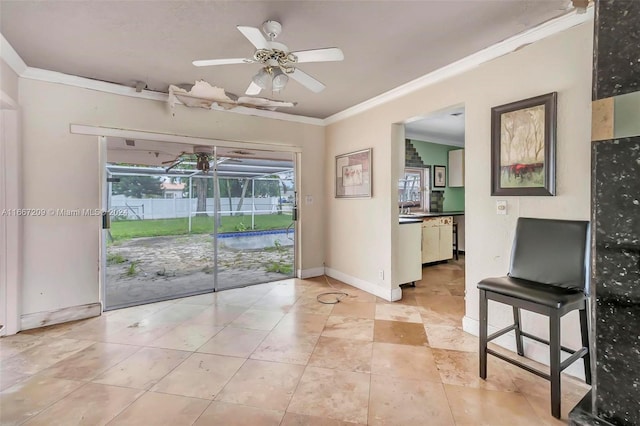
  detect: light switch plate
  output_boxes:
[496,200,507,215]
[305,195,313,205]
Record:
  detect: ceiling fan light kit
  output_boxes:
[192,20,344,96]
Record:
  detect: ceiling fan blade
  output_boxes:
[291,48,344,63]
[237,26,269,50]
[192,58,254,67]
[245,81,262,95]
[289,69,326,93]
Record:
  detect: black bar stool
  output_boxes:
[477,217,591,419]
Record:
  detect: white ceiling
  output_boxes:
[405,106,465,147]
[1,0,574,119]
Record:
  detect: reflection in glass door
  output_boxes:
[214,155,296,291]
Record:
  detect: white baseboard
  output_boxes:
[462,316,586,380]
[324,268,401,302]
[21,302,102,331]
[298,267,325,279]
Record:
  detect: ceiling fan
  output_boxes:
[192,20,344,95]
[162,147,241,173]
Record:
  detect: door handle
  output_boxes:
[102,211,111,229]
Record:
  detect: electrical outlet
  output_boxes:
[378,270,384,280]
[496,200,507,215]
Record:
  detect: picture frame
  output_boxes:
[433,165,447,188]
[491,92,557,196]
[335,148,372,198]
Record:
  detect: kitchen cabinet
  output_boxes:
[448,149,464,187]
[421,216,453,263]
[397,221,422,285]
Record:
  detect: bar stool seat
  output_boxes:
[478,276,585,309]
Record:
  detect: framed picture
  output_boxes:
[335,148,372,198]
[491,92,557,196]
[433,165,446,188]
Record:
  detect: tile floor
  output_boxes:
[0,257,590,425]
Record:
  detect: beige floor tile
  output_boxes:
[444,383,542,425]
[374,303,422,323]
[193,401,283,426]
[308,336,372,373]
[92,347,190,390]
[412,283,453,296]
[109,391,209,425]
[431,348,518,392]
[505,363,590,423]
[216,359,304,411]
[186,305,247,326]
[213,289,265,307]
[177,292,217,305]
[330,301,376,319]
[371,342,441,382]
[147,323,224,351]
[22,382,143,426]
[60,316,131,342]
[152,352,244,399]
[102,321,179,346]
[368,374,454,425]
[229,308,286,331]
[252,292,300,312]
[0,369,29,392]
[0,375,84,425]
[271,312,329,335]
[38,342,140,381]
[415,295,465,327]
[321,316,374,341]
[280,412,365,425]
[290,297,336,315]
[0,334,42,361]
[373,320,428,346]
[0,338,94,375]
[287,366,370,424]
[197,326,268,357]
[425,324,478,352]
[250,332,319,365]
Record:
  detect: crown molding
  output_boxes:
[324,7,594,125]
[1,33,27,75]
[405,131,464,148]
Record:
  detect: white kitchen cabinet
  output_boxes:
[421,216,453,263]
[448,149,464,187]
[397,222,422,285]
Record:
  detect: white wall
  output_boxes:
[0,57,22,335]
[1,58,19,105]
[325,22,593,374]
[18,78,325,321]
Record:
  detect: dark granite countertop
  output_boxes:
[399,218,423,225]
[399,211,465,219]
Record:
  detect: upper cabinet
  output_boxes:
[448,149,464,187]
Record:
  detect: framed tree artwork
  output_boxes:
[491,92,557,196]
[433,165,447,188]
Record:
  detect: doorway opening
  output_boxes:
[103,138,296,310]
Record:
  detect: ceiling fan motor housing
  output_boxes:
[262,20,282,39]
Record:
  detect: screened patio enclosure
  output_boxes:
[103,155,296,310]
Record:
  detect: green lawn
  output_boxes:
[110,214,293,241]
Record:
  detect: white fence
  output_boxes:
[111,195,290,220]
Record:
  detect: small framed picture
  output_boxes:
[433,165,446,188]
[335,148,372,198]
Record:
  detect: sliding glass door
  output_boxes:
[103,145,296,310]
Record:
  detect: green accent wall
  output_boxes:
[410,139,465,212]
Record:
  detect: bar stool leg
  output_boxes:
[549,312,562,419]
[513,307,524,356]
[479,289,488,379]
[579,307,592,385]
